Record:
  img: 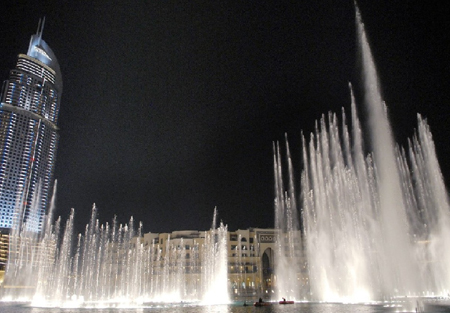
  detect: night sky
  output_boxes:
[0,1,449,235]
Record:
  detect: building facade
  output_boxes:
[140,227,306,300]
[0,19,62,231]
[0,225,307,301]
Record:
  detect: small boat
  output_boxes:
[254,301,271,307]
[279,300,294,304]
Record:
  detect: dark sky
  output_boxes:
[0,1,449,234]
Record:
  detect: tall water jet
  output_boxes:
[294,6,450,302]
[356,6,420,296]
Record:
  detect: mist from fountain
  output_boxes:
[274,6,450,302]
[1,205,229,307]
[201,207,229,305]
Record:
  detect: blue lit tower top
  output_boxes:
[26,18,62,94]
[0,19,62,232]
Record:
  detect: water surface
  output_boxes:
[1,301,448,313]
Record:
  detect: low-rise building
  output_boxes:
[138,227,305,299]
[0,226,307,300]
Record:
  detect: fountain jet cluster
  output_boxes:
[1,205,229,307]
[274,7,450,302]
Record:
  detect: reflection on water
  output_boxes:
[1,301,448,313]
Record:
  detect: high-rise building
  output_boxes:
[0,19,62,232]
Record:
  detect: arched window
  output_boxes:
[262,248,273,272]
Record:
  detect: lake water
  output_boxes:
[1,300,449,313]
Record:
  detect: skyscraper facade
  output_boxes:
[0,20,62,232]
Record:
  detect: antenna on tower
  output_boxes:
[36,17,45,44]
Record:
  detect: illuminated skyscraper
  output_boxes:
[0,19,62,231]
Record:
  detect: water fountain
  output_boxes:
[273,138,305,301]
[1,204,229,307]
[274,6,450,302]
[201,208,229,305]
[1,4,448,309]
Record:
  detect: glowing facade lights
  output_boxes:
[0,20,62,232]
